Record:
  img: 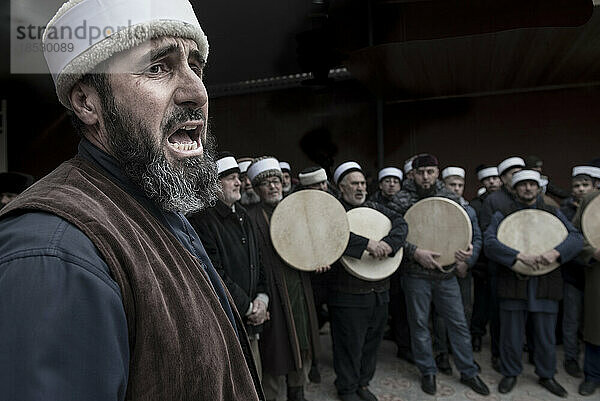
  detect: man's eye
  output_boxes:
[147,64,165,74]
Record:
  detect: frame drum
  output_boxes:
[497,209,568,276]
[270,190,350,271]
[404,197,472,268]
[340,207,403,281]
[582,194,600,250]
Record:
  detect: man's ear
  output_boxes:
[69,82,101,126]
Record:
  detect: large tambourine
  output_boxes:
[497,209,568,276]
[270,190,350,271]
[404,197,472,271]
[340,207,403,281]
[582,194,600,250]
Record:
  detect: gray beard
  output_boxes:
[101,96,218,214]
[240,189,261,206]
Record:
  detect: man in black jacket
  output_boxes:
[328,161,408,401]
[189,152,269,378]
[484,169,583,397]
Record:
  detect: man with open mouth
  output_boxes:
[0,0,263,400]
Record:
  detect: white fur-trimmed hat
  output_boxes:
[247,157,282,186]
[237,158,253,174]
[573,166,600,179]
[477,187,487,197]
[442,167,465,180]
[279,162,291,173]
[216,153,239,178]
[299,167,327,186]
[378,167,403,182]
[477,167,499,181]
[498,157,525,176]
[333,161,362,185]
[511,169,542,187]
[43,0,208,109]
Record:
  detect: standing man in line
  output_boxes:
[329,161,408,401]
[239,157,261,206]
[0,0,263,400]
[189,152,269,379]
[388,154,489,396]
[479,156,525,371]
[432,166,482,375]
[484,170,583,397]
[246,157,321,401]
[280,161,295,197]
[470,165,502,352]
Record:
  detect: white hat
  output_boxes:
[333,161,362,185]
[441,167,465,180]
[238,160,252,174]
[511,170,542,187]
[279,162,291,172]
[299,168,328,186]
[43,0,208,109]
[477,187,487,197]
[216,156,239,178]
[498,157,525,176]
[404,159,414,174]
[378,167,403,182]
[573,166,600,179]
[247,157,282,186]
[477,167,499,181]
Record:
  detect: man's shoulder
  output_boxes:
[0,211,114,287]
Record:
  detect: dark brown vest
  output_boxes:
[1,157,263,401]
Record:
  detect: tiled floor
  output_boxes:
[300,325,590,401]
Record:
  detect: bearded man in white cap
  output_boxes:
[238,157,261,206]
[484,170,583,398]
[245,157,321,401]
[328,161,408,401]
[478,156,525,371]
[431,166,482,375]
[280,161,295,196]
[0,1,262,400]
[188,152,269,380]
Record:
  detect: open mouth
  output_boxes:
[167,122,202,152]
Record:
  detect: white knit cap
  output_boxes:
[279,162,291,172]
[498,157,525,176]
[441,167,465,180]
[43,0,208,109]
[477,167,499,181]
[237,160,252,174]
[333,161,362,185]
[216,156,239,177]
[477,187,487,197]
[247,157,282,185]
[378,167,403,182]
[573,166,600,179]
[299,168,328,186]
[511,170,542,187]
[404,160,414,174]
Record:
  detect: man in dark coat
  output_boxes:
[388,154,489,397]
[484,169,583,397]
[470,165,502,353]
[478,156,525,371]
[328,162,408,401]
[246,157,321,401]
[189,153,269,378]
[369,167,413,364]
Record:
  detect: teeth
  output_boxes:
[171,141,199,151]
[183,125,196,131]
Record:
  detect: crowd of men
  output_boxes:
[185,151,599,401]
[0,1,599,401]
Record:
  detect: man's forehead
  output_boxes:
[107,36,200,70]
[347,171,365,181]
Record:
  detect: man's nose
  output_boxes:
[173,65,208,109]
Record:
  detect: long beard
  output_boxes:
[240,189,261,206]
[101,96,218,214]
[416,183,436,198]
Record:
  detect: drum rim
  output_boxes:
[582,193,600,250]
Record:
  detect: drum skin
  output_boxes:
[270,190,350,271]
[340,207,403,281]
[404,197,472,267]
[582,194,600,250]
[497,209,568,276]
